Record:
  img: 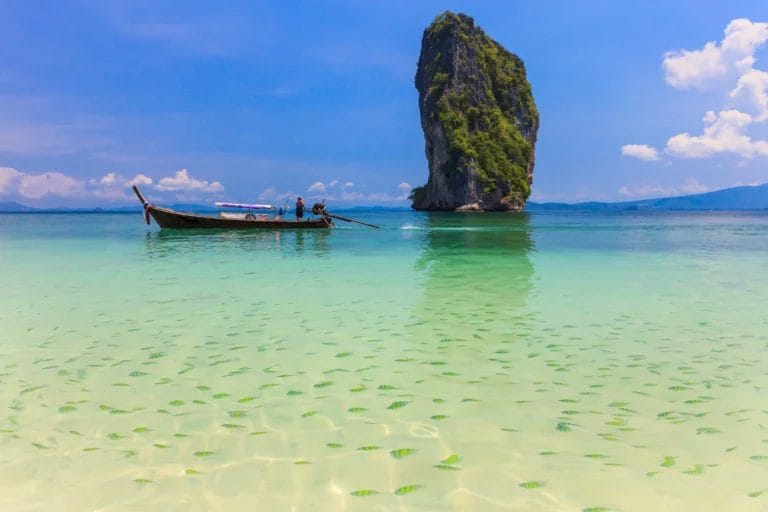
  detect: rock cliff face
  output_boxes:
[411,12,538,211]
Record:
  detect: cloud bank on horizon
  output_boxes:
[623,18,768,162]
[0,166,224,204]
[0,165,412,207]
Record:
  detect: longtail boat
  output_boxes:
[132,186,332,229]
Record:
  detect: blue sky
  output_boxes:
[1,0,767,206]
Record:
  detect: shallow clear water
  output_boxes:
[1,210,767,511]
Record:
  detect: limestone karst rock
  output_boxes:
[411,12,539,211]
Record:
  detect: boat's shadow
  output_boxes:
[143,228,332,258]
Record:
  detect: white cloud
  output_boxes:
[730,68,768,121]
[1,166,124,200]
[663,42,726,89]
[0,166,233,204]
[628,18,768,166]
[264,179,412,205]
[307,181,326,193]
[663,19,768,89]
[84,172,151,200]
[621,144,660,161]
[666,109,768,158]
[155,168,223,192]
[98,172,119,186]
[304,179,355,196]
[86,171,132,200]
[18,172,85,199]
[125,174,153,187]
[397,182,412,200]
[722,18,768,55]
[0,166,21,193]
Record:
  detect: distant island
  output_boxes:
[0,201,36,212]
[411,12,538,212]
[525,183,768,211]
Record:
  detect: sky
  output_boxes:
[1,0,768,207]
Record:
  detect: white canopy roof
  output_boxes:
[214,202,275,210]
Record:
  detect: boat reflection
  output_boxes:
[143,228,331,259]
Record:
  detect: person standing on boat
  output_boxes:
[295,197,305,221]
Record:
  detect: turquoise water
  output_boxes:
[1,211,767,511]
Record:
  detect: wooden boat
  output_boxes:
[132,186,333,229]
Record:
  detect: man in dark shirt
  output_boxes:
[295,197,305,221]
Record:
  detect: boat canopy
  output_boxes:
[214,202,275,210]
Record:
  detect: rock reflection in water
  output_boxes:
[412,212,534,344]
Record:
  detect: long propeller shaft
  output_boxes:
[326,213,381,228]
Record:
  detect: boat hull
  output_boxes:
[148,206,332,229]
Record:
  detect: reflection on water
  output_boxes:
[413,213,534,342]
[143,228,332,259]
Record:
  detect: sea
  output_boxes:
[0,210,766,511]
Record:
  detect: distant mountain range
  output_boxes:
[0,201,37,212]
[526,183,768,211]
[2,183,768,212]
